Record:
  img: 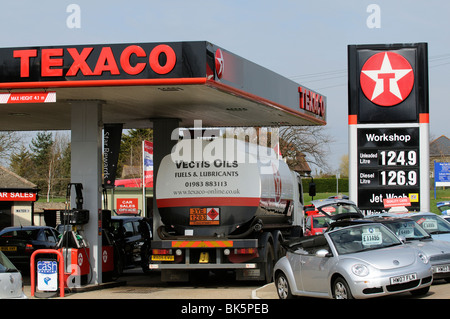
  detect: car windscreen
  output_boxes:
[318,203,362,217]
[410,215,450,235]
[328,224,402,255]
[312,216,331,228]
[0,251,18,272]
[437,203,450,213]
[383,220,431,240]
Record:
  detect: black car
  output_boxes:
[108,216,152,274]
[0,226,60,272]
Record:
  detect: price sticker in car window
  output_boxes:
[362,227,382,245]
[422,219,438,231]
[397,223,414,238]
[416,218,438,231]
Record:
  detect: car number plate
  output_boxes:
[151,255,174,261]
[390,273,417,285]
[0,246,17,251]
[433,265,450,273]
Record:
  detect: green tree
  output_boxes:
[30,132,53,176]
[11,131,71,200]
[10,146,34,180]
[338,154,349,177]
[49,134,71,198]
[118,129,153,178]
[0,131,21,165]
[59,142,71,179]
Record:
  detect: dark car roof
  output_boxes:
[0,225,55,234]
[327,219,373,230]
[282,234,328,251]
[111,216,143,222]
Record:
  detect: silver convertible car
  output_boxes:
[0,251,27,299]
[274,223,433,299]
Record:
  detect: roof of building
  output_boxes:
[0,166,36,189]
[430,135,450,157]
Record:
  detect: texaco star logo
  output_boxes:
[215,48,224,79]
[360,52,414,106]
[78,252,83,266]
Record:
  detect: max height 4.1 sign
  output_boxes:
[348,43,429,214]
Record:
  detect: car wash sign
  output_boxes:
[348,43,429,214]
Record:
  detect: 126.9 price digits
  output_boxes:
[379,169,418,186]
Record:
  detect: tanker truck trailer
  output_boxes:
[150,138,308,282]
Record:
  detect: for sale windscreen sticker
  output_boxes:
[362,227,382,246]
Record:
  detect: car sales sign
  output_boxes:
[0,191,37,201]
[348,43,429,214]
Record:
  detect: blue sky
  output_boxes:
[2,0,449,172]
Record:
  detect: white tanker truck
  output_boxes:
[150,138,313,282]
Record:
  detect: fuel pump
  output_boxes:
[57,183,91,287]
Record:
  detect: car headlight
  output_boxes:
[352,264,369,277]
[418,253,429,264]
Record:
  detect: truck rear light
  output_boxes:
[234,248,257,255]
[152,249,172,255]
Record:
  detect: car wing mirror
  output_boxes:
[315,249,332,257]
[398,236,406,243]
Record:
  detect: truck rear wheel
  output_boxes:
[264,242,275,283]
[272,230,285,261]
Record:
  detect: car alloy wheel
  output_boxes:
[276,273,292,299]
[333,277,353,299]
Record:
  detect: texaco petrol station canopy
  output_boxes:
[0,41,326,285]
[0,41,326,130]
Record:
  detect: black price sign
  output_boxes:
[357,127,420,213]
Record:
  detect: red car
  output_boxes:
[304,212,331,236]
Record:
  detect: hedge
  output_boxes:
[302,178,439,193]
[302,178,349,194]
